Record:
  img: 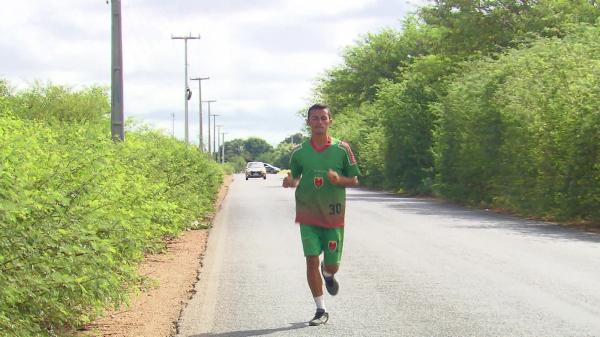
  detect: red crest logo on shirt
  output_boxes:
[328,240,337,252]
[314,177,324,189]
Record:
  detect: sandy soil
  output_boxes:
[76,175,233,337]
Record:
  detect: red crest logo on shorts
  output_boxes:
[328,240,337,252]
[314,177,324,189]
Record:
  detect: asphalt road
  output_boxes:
[176,173,600,337]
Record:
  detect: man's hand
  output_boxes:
[327,169,340,185]
[327,169,358,187]
[283,172,298,188]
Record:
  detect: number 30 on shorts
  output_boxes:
[329,203,341,215]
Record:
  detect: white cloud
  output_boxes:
[1,0,426,145]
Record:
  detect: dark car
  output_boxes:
[264,163,281,174]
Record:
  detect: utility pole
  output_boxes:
[211,114,220,161]
[171,112,175,137]
[110,0,124,141]
[190,77,209,151]
[216,124,223,162]
[171,33,200,144]
[221,132,226,163]
[202,100,216,153]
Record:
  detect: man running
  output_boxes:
[282,103,360,326]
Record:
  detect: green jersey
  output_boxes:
[289,137,360,228]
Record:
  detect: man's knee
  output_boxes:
[324,264,339,274]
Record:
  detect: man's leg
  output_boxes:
[321,227,343,295]
[306,255,323,297]
[300,225,329,325]
[306,255,329,325]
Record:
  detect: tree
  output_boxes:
[316,23,431,113]
[222,137,273,163]
[280,132,305,145]
[0,79,11,97]
[11,81,110,124]
[222,138,246,161]
[244,137,273,161]
[226,155,247,172]
[434,23,600,221]
[419,0,600,57]
[0,79,12,116]
[378,55,455,193]
[269,142,296,169]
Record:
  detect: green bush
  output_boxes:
[377,55,455,194]
[0,84,223,336]
[220,162,236,175]
[312,1,600,222]
[8,82,109,124]
[434,24,600,220]
[329,103,387,188]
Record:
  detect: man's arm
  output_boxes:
[282,172,300,188]
[337,141,360,187]
[327,169,359,187]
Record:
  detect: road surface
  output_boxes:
[176,173,600,337]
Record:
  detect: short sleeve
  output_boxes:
[340,141,360,177]
[289,146,302,178]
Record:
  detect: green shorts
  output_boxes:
[300,224,344,266]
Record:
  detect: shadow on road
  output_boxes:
[188,322,308,337]
[347,190,600,244]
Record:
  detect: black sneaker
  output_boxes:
[321,262,339,296]
[309,309,329,326]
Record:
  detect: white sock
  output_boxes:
[322,269,333,278]
[314,295,326,311]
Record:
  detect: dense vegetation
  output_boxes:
[221,133,305,172]
[313,0,600,223]
[3,1,600,334]
[435,28,600,219]
[0,81,224,336]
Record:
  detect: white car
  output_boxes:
[245,162,267,180]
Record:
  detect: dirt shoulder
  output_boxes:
[77,175,233,337]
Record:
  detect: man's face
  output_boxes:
[307,108,332,136]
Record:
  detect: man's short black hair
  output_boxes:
[307,104,330,119]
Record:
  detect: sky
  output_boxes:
[0,0,426,147]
